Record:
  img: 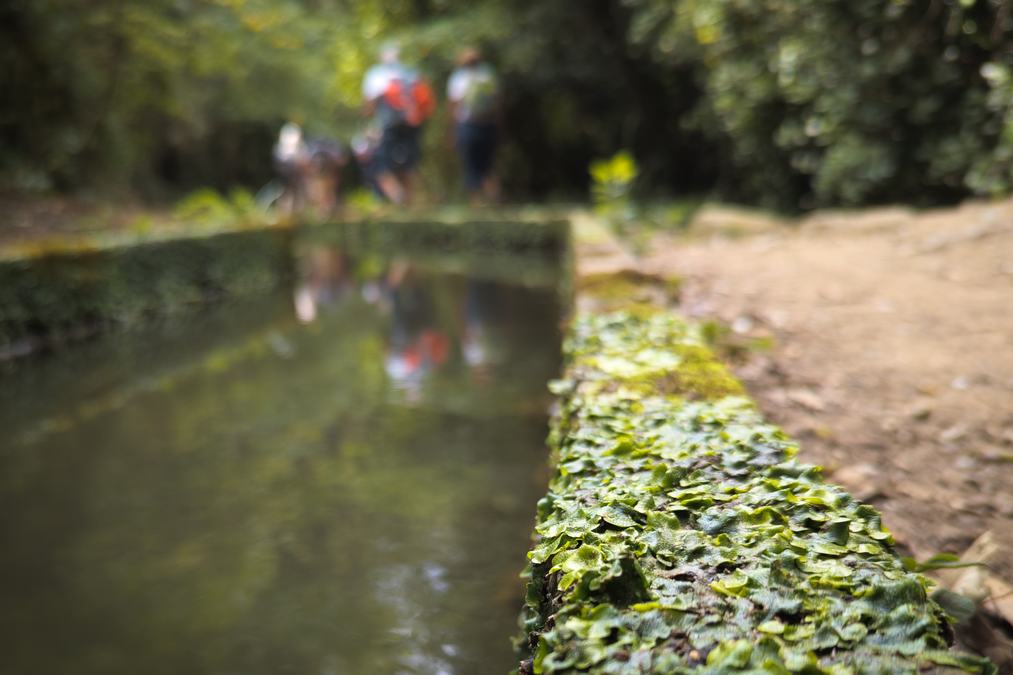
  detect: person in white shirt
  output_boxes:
[272,122,310,214]
[447,47,501,203]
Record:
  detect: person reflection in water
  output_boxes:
[294,248,352,324]
[460,278,503,384]
[382,261,450,401]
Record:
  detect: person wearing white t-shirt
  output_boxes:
[447,48,501,203]
[272,122,311,214]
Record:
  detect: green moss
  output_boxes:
[576,270,681,308]
[520,310,994,675]
[576,274,645,303]
[561,310,742,401]
[659,344,745,399]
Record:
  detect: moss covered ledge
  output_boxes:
[518,309,994,674]
[0,227,294,358]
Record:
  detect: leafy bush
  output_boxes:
[628,0,1013,208]
[173,188,263,229]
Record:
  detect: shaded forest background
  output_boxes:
[3,0,1013,211]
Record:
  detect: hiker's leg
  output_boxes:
[482,127,500,203]
[482,174,500,204]
[461,122,498,204]
[376,171,406,205]
[401,170,416,205]
[373,127,408,205]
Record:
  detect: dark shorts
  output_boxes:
[455,122,498,190]
[274,159,301,188]
[374,124,421,174]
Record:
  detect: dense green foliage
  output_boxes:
[520,310,995,673]
[1,0,386,195]
[633,0,1013,208]
[4,0,1012,207]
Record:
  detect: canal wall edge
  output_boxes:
[515,215,995,674]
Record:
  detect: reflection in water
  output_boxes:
[382,261,452,400]
[462,280,506,384]
[294,249,536,406]
[0,246,561,675]
[294,248,355,324]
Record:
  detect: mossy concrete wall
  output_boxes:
[298,216,568,257]
[0,228,295,358]
[0,216,571,359]
[517,217,994,674]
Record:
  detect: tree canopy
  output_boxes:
[3,0,1012,209]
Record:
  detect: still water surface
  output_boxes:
[0,246,562,674]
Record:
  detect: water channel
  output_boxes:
[0,240,563,674]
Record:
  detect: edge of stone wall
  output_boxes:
[0,216,570,360]
[0,227,295,359]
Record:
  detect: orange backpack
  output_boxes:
[383,77,436,127]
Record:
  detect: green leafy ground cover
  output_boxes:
[519,309,995,674]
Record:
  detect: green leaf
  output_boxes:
[599,503,638,528]
[710,570,750,597]
[706,639,752,668]
[757,619,785,635]
[529,534,568,565]
[903,552,986,573]
[812,541,849,556]
[920,650,997,675]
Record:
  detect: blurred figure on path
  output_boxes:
[361,44,435,205]
[304,137,348,216]
[447,48,501,204]
[351,127,389,199]
[272,122,311,215]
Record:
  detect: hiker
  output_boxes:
[350,127,385,199]
[272,122,311,214]
[304,137,348,216]
[361,44,435,205]
[447,47,501,203]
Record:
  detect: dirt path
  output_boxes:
[639,201,1013,588]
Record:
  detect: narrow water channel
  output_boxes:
[0,242,563,674]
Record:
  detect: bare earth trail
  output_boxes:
[637,201,1013,590]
